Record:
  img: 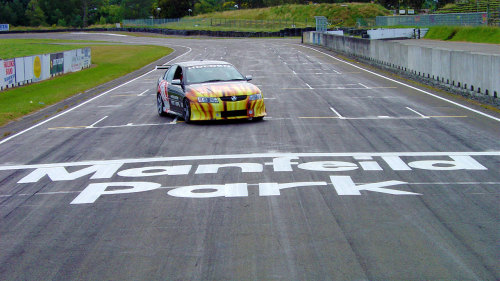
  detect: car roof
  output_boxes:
[176,60,232,68]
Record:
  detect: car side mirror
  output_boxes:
[172,79,182,85]
[245,75,253,81]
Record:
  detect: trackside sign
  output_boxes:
[0,152,497,205]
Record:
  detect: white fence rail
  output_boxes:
[1,47,91,90]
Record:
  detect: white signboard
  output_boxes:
[24,56,33,82]
[0,60,4,89]
[3,59,16,87]
[15,57,25,85]
[0,24,9,31]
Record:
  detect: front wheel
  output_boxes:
[252,116,264,122]
[157,94,167,116]
[183,99,191,123]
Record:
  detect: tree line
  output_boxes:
[0,0,454,27]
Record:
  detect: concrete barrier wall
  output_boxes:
[1,47,91,90]
[304,31,499,100]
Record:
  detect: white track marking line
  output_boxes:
[88,116,108,128]
[0,47,192,145]
[281,87,396,90]
[406,107,430,119]
[408,182,500,185]
[304,83,313,89]
[330,107,345,119]
[299,45,500,122]
[169,117,178,124]
[358,83,370,89]
[98,105,121,108]
[138,89,149,96]
[299,116,465,120]
[49,122,176,130]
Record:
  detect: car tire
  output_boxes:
[157,94,167,116]
[253,116,264,122]
[183,99,191,123]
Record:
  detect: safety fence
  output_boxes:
[375,12,489,26]
[1,48,91,90]
[123,18,313,31]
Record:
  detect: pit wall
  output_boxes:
[304,31,499,102]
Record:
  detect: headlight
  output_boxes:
[197,97,219,103]
[249,93,262,101]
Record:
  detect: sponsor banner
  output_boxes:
[0,24,8,31]
[68,48,91,72]
[24,56,33,82]
[0,60,4,89]
[71,50,82,72]
[15,57,25,84]
[32,55,42,82]
[1,48,91,91]
[3,59,16,86]
[63,50,78,73]
[83,47,91,68]
[32,54,50,82]
[50,53,64,76]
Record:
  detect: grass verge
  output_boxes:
[0,39,111,59]
[0,42,173,126]
[424,26,500,44]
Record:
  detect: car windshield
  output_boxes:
[185,64,245,84]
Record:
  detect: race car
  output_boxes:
[156,60,266,122]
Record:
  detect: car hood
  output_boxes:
[185,81,261,98]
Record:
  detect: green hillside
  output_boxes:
[436,0,500,13]
[192,3,390,27]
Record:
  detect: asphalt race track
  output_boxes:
[0,33,499,280]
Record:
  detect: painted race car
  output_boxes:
[156,60,266,122]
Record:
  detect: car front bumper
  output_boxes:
[189,98,266,121]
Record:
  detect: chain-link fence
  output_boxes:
[123,18,182,26]
[376,12,489,26]
[123,18,313,31]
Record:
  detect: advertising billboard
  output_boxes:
[50,53,64,76]
[1,48,91,90]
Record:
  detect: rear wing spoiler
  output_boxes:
[155,65,171,70]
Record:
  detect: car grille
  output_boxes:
[221,110,248,118]
[219,95,247,102]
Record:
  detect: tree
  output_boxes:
[121,0,154,19]
[25,0,47,26]
[193,0,224,14]
[408,0,426,10]
[0,3,15,24]
[158,0,191,18]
